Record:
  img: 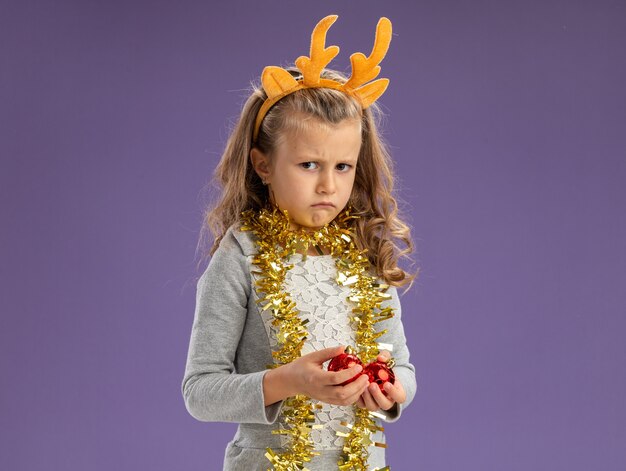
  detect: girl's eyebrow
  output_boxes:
[297,159,358,167]
[295,153,358,164]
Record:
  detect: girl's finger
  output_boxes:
[331,378,369,407]
[361,387,379,411]
[327,364,364,386]
[341,374,370,396]
[347,388,369,406]
[306,345,346,365]
[383,381,406,404]
[377,349,392,362]
[369,383,394,410]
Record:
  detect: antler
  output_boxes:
[253,15,394,141]
[344,17,392,90]
[295,15,340,87]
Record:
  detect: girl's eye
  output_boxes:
[299,162,353,171]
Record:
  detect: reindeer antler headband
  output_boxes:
[252,15,393,142]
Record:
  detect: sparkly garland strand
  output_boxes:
[240,206,394,471]
[335,238,394,471]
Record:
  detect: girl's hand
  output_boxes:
[279,346,370,406]
[356,350,407,412]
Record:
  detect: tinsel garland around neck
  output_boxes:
[240,206,395,471]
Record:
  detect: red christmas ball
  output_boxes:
[328,348,364,386]
[364,360,396,391]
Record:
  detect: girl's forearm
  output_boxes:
[263,365,295,406]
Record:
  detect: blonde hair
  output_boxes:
[197,68,418,288]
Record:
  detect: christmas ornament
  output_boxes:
[327,346,364,386]
[328,349,396,392]
[364,359,396,392]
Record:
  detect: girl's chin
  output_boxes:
[289,219,328,232]
[287,209,342,231]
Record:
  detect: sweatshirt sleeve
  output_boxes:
[181,229,283,424]
[374,286,418,423]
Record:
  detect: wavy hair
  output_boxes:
[197,68,418,288]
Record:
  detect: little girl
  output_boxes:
[182,15,418,470]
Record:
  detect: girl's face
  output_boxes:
[250,118,362,231]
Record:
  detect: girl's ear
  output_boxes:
[250,147,272,182]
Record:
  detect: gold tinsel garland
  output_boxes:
[240,206,395,471]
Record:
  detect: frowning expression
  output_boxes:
[251,118,362,230]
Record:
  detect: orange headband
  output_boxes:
[252,14,393,142]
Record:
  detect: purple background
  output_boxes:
[1,1,625,470]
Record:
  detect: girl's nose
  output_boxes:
[317,170,336,194]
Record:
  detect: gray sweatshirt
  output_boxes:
[181,223,417,470]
